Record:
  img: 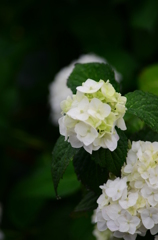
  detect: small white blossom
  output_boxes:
[117,210,140,234]
[102,204,122,221]
[139,207,158,229]
[75,121,98,147]
[141,185,158,206]
[119,192,138,209]
[97,193,110,209]
[105,177,127,201]
[88,98,111,120]
[77,79,104,93]
[96,208,108,232]
[67,96,89,121]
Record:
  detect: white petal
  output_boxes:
[117,118,127,130]
[77,79,104,93]
[150,224,158,235]
[58,116,67,137]
[107,220,119,231]
[104,132,119,151]
[83,144,93,154]
[105,188,116,198]
[97,221,107,232]
[69,134,83,148]
[142,217,154,229]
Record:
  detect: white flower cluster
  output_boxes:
[95,141,158,240]
[49,53,122,125]
[59,79,126,154]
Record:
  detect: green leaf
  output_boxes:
[138,63,158,96]
[126,90,158,133]
[73,148,109,194]
[51,136,78,197]
[72,191,98,216]
[91,129,128,176]
[124,112,144,136]
[67,63,119,94]
[131,126,158,142]
[91,148,106,168]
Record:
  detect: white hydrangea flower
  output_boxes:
[95,140,158,240]
[92,210,118,240]
[49,53,122,125]
[139,207,158,229]
[119,192,138,209]
[105,177,127,201]
[141,184,158,206]
[117,210,140,234]
[88,98,111,120]
[74,121,98,146]
[95,208,108,232]
[59,79,127,154]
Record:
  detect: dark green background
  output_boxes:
[1,0,158,239]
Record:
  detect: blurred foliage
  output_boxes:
[138,63,158,95]
[1,0,158,239]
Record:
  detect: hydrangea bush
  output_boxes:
[51,62,158,240]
